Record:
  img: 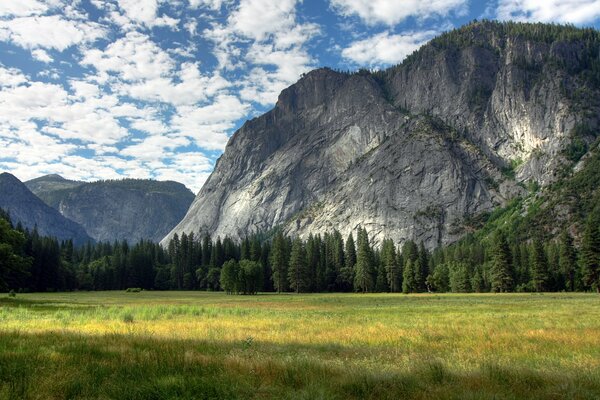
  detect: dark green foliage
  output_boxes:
[559,231,577,291]
[354,228,374,293]
[581,207,600,292]
[288,238,309,293]
[220,259,240,294]
[490,231,514,293]
[238,260,262,295]
[270,232,288,293]
[530,239,550,292]
[402,260,417,294]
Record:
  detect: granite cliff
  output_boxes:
[164,21,600,249]
[26,176,195,243]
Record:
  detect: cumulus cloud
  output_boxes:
[0,0,48,17]
[204,0,318,104]
[341,30,437,66]
[81,31,175,82]
[497,0,600,24]
[330,0,468,26]
[0,15,107,51]
[31,49,53,63]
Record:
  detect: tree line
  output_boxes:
[1,207,598,293]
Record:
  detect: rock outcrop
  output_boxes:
[163,21,600,249]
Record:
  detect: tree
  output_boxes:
[427,263,449,292]
[530,239,549,292]
[582,208,600,292]
[559,231,577,292]
[354,228,374,292]
[402,259,417,293]
[0,215,31,291]
[449,262,471,293]
[238,260,262,295]
[220,259,240,294]
[270,232,288,292]
[339,233,356,291]
[489,230,513,292]
[288,238,309,293]
[382,239,400,292]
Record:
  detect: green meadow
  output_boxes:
[0,292,599,399]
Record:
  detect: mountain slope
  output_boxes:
[27,176,195,243]
[164,21,600,249]
[25,174,83,208]
[0,173,92,244]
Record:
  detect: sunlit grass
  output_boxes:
[1,292,599,399]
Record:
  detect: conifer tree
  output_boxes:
[381,238,400,292]
[270,232,288,292]
[582,208,600,292]
[288,238,308,293]
[354,228,374,292]
[559,231,577,292]
[489,230,513,292]
[530,238,549,292]
[402,259,416,293]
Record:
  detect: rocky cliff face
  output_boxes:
[163,21,600,249]
[0,173,92,245]
[27,176,195,243]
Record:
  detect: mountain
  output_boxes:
[163,21,600,249]
[26,176,195,243]
[25,174,83,208]
[0,173,92,245]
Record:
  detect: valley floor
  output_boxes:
[0,292,599,399]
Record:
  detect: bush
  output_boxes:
[125,288,142,293]
[8,289,16,298]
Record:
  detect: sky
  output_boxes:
[1,1,600,193]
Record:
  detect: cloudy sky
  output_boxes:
[1,0,600,192]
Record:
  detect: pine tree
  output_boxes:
[559,231,577,292]
[270,232,288,292]
[340,233,356,290]
[402,259,416,293]
[288,238,308,293]
[354,228,374,292]
[582,208,600,292]
[381,239,400,292]
[530,239,549,292]
[489,230,513,292]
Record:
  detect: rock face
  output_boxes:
[163,21,600,249]
[0,173,92,245]
[26,176,195,243]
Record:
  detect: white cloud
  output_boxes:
[81,32,175,81]
[31,49,53,63]
[172,94,249,150]
[123,62,230,106]
[203,0,318,104]
[497,0,600,24]
[0,15,107,51]
[0,0,48,17]
[341,30,437,66]
[188,0,233,10]
[330,0,467,26]
[0,65,28,87]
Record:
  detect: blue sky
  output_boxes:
[1,0,600,192]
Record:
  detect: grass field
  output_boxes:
[0,292,599,399]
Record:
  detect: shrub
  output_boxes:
[8,289,16,298]
[125,288,142,293]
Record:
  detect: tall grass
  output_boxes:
[0,292,599,399]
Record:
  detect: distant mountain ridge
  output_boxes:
[26,175,195,243]
[163,21,600,249]
[0,173,92,245]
